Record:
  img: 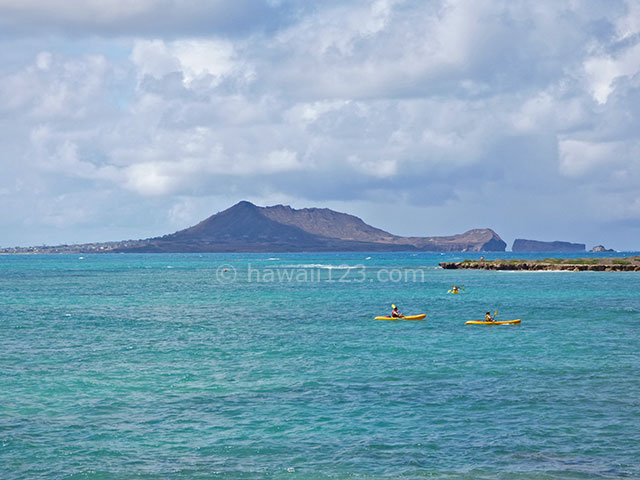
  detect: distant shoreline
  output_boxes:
[2,251,639,257]
[440,257,640,271]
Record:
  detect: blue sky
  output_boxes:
[1,0,639,250]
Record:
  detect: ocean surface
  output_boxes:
[1,252,639,479]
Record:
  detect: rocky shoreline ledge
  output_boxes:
[440,257,640,271]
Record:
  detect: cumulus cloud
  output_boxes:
[584,42,640,104]
[558,139,625,178]
[1,0,640,249]
[131,39,252,88]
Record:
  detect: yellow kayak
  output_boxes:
[374,314,426,321]
[465,319,521,325]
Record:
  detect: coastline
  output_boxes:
[440,256,640,271]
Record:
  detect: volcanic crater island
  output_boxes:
[2,202,630,269]
[2,201,506,254]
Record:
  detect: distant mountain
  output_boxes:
[260,204,398,243]
[512,239,586,252]
[116,201,507,253]
[0,201,507,254]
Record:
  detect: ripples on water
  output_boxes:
[1,253,639,479]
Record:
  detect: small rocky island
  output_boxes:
[440,257,640,271]
[590,245,615,253]
[512,239,585,252]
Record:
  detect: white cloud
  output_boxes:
[0,51,111,119]
[116,142,304,196]
[35,51,52,70]
[558,139,621,177]
[123,162,178,196]
[285,100,350,124]
[262,149,302,172]
[131,39,249,88]
[130,40,181,80]
[2,0,640,249]
[348,154,397,178]
[614,0,640,41]
[512,89,589,133]
[584,42,640,104]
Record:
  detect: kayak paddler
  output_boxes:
[485,312,495,322]
[391,304,404,318]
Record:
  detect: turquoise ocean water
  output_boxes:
[1,252,639,479]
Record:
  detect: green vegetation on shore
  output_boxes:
[440,256,640,271]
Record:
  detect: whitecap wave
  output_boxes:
[280,264,363,270]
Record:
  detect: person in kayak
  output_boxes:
[391,304,404,318]
[485,312,495,322]
[451,285,460,294]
